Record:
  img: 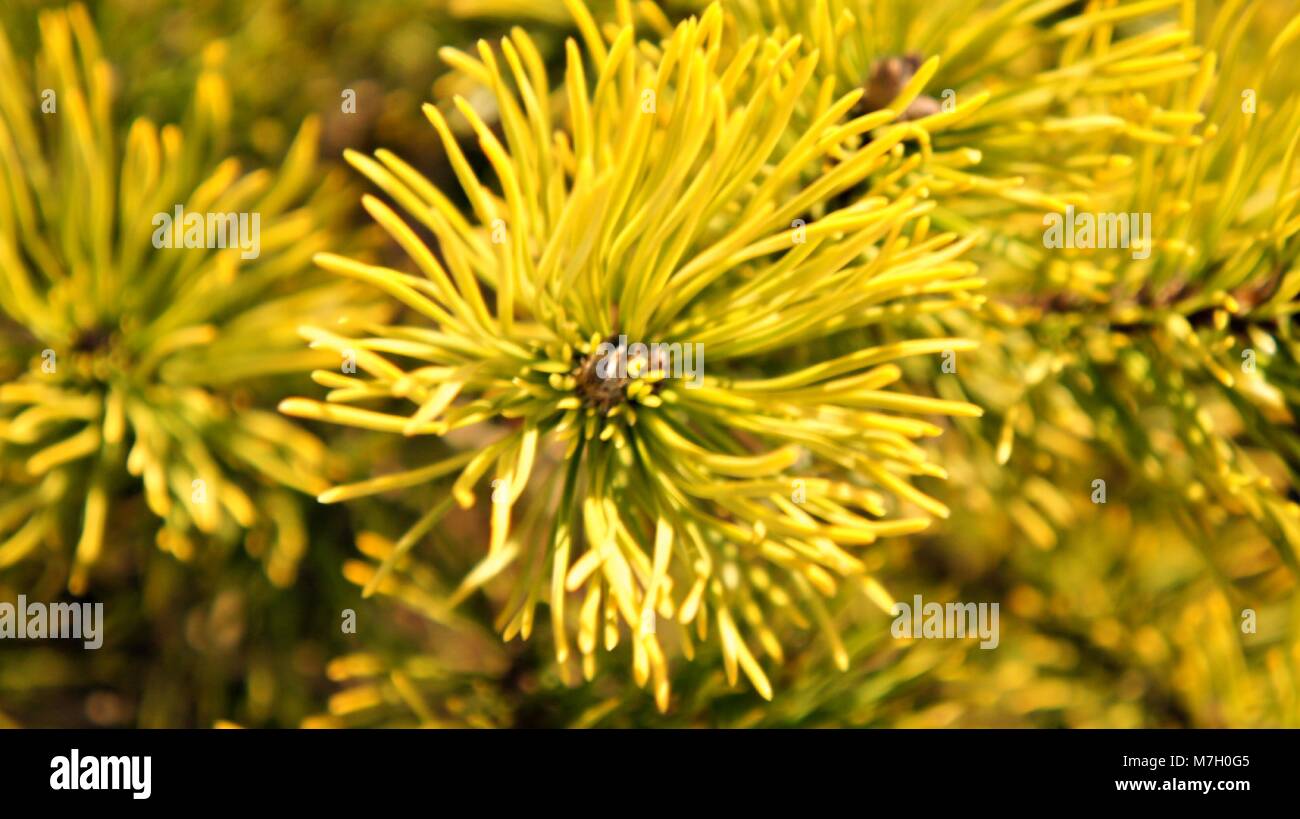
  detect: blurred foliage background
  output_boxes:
[2,0,1299,727]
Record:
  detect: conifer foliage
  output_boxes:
[1,0,1298,727]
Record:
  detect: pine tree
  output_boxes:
[2,0,1297,729]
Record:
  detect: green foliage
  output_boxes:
[2,0,1298,728]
